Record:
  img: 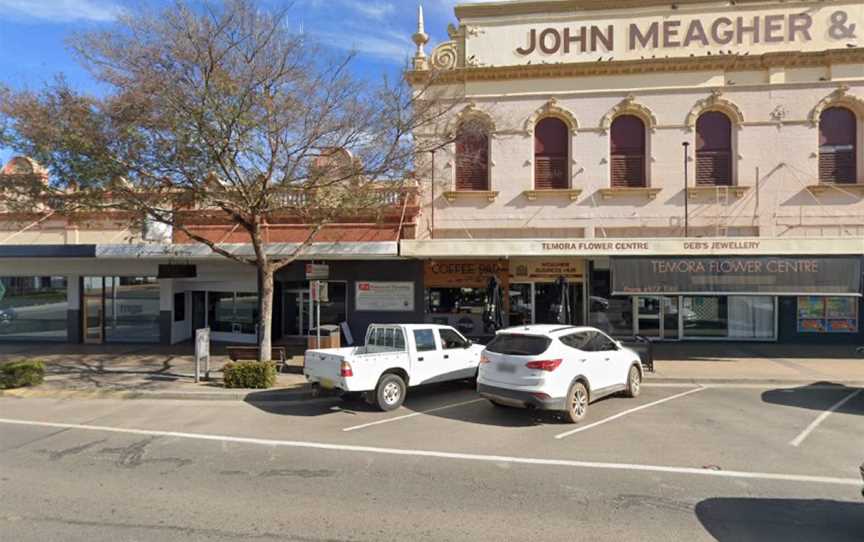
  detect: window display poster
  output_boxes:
[356,282,415,312]
[797,296,859,333]
[826,297,856,319]
[797,297,824,319]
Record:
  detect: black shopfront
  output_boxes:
[588,255,863,344]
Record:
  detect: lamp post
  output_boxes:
[682,141,690,237]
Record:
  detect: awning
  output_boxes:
[611,256,862,296]
[95,242,400,260]
[400,237,864,258]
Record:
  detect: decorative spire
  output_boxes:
[412,4,430,70]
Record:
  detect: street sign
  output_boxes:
[310,280,329,303]
[305,264,330,280]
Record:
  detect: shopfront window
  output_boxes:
[426,287,485,337]
[588,268,632,336]
[0,276,68,342]
[535,283,584,326]
[208,292,259,335]
[682,296,776,340]
[104,277,161,343]
[798,296,859,333]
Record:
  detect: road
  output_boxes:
[0,381,861,541]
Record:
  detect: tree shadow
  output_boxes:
[695,497,864,542]
[761,382,863,416]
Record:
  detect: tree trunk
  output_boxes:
[258,267,274,362]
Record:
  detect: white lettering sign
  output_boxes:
[355,282,415,312]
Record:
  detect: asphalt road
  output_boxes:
[1,381,862,541]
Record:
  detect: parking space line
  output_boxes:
[0,417,858,487]
[554,386,706,440]
[342,399,485,432]
[789,389,862,447]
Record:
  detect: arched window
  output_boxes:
[819,107,857,184]
[534,117,569,189]
[455,120,490,191]
[610,115,647,188]
[695,111,733,186]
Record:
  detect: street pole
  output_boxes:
[682,141,690,237]
[430,150,436,240]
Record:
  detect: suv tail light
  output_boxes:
[525,359,562,372]
[340,361,354,377]
[479,354,491,365]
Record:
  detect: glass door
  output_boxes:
[83,277,104,344]
[635,296,680,341]
[508,283,533,326]
[284,290,311,336]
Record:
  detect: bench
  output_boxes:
[226,346,288,373]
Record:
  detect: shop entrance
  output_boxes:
[284,289,311,336]
[634,296,680,341]
[506,282,585,327]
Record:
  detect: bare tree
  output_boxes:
[0,0,459,362]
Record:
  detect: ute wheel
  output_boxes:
[562,381,589,424]
[375,374,406,412]
[625,366,642,398]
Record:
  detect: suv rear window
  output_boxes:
[485,334,551,356]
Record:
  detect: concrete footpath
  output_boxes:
[1,341,862,401]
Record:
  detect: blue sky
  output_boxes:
[0,0,487,164]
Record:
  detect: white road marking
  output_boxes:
[789,389,862,447]
[0,417,858,487]
[554,386,706,440]
[643,383,855,390]
[342,398,485,432]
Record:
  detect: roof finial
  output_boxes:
[412,4,430,71]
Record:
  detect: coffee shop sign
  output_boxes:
[516,10,857,56]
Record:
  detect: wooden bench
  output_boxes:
[226,346,288,372]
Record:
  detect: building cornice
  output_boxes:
[455,0,820,19]
[409,48,864,85]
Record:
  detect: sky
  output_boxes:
[0,0,495,164]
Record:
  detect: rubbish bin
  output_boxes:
[308,325,341,350]
[621,336,654,373]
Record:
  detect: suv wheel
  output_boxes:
[625,366,642,398]
[563,381,589,423]
[375,374,406,412]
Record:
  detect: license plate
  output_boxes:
[320,379,336,390]
[498,363,517,373]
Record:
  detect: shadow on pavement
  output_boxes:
[244,380,548,427]
[695,497,864,542]
[652,342,861,362]
[761,382,863,416]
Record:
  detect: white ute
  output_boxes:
[478,325,644,423]
[304,324,485,411]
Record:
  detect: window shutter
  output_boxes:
[819,107,858,184]
[534,118,569,189]
[610,115,646,188]
[455,126,490,191]
[695,112,733,186]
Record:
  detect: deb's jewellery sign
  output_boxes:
[467,4,862,65]
[612,256,862,295]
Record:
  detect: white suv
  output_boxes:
[477,325,643,423]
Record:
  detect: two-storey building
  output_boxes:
[406,0,864,344]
